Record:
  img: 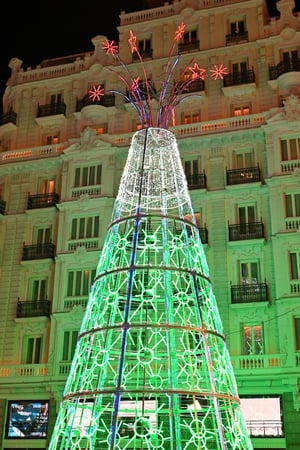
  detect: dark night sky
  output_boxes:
[0,0,299,105]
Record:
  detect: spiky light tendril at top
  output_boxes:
[88,22,228,129]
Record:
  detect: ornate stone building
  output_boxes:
[0,0,299,448]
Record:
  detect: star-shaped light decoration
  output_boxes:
[210,64,228,80]
[174,22,186,41]
[188,63,207,80]
[102,39,119,56]
[89,85,105,102]
[128,30,138,53]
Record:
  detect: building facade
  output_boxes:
[0,0,299,448]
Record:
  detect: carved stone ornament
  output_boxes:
[283,94,300,120]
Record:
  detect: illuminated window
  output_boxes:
[38,177,55,194]
[74,164,102,187]
[233,105,250,116]
[138,38,151,53]
[229,19,245,35]
[183,113,200,124]
[285,193,300,217]
[71,216,99,239]
[243,325,263,355]
[281,137,300,161]
[67,269,96,297]
[24,336,42,364]
[62,330,78,361]
[45,134,59,145]
[240,396,283,437]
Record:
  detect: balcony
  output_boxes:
[16,300,50,318]
[231,282,268,304]
[226,166,261,185]
[226,31,248,45]
[35,101,66,126]
[178,40,200,53]
[223,69,255,87]
[22,243,55,261]
[246,420,284,437]
[27,192,59,209]
[76,93,115,111]
[269,57,300,79]
[178,78,205,93]
[0,108,17,131]
[132,48,153,62]
[186,173,207,190]
[228,221,264,241]
[0,199,6,215]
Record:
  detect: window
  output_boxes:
[285,193,300,217]
[238,205,255,224]
[67,269,96,297]
[229,19,245,35]
[235,150,253,168]
[281,137,300,161]
[49,93,62,104]
[62,330,78,361]
[184,159,200,177]
[138,38,151,53]
[183,29,197,43]
[35,227,51,244]
[243,325,263,355]
[240,261,260,284]
[23,336,42,364]
[289,251,300,279]
[182,113,200,124]
[29,278,47,301]
[74,164,102,187]
[240,396,283,437]
[38,177,55,194]
[294,317,300,350]
[232,105,250,116]
[45,133,59,145]
[71,216,100,239]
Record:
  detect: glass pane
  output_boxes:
[295,193,300,216]
[83,271,89,295]
[86,217,92,238]
[71,218,77,239]
[238,207,246,224]
[185,161,191,177]
[250,263,259,282]
[82,167,88,186]
[285,194,293,217]
[243,326,252,354]
[44,228,51,243]
[247,206,255,222]
[290,253,298,279]
[32,280,39,300]
[236,154,244,168]
[192,159,198,175]
[253,326,262,354]
[281,140,288,161]
[75,271,82,296]
[74,168,80,187]
[79,218,85,239]
[26,338,34,363]
[244,152,253,167]
[295,318,300,350]
[40,279,46,300]
[96,165,102,184]
[89,166,95,186]
[62,332,70,360]
[34,337,42,363]
[67,272,74,296]
[94,216,99,237]
[290,139,297,160]
[71,331,78,357]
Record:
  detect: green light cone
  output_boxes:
[49,127,252,449]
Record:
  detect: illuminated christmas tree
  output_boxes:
[49,23,253,450]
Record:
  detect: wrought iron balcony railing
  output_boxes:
[269,57,300,80]
[223,69,255,87]
[132,49,153,62]
[178,78,205,93]
[226,166,260,185]
[22,243,55,261]
[76,93,115,111]
[0,108,17,126]
[16,300,50,318]
[186,173,207,190]
[27,192,59,209]
[231,282,268,303]
[0,199,6,215]
[178,40,200,53]
[228,221,264,241]
[225,31,248,45]
[37,101,66,118]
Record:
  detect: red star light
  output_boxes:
[174,22,186,41]
[89,85,105,102]
[128,30,138,53]
[188,63,207,80]
[210,64,228,80]
[102,39,119,55]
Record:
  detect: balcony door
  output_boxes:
[235,151,253,169]
[238,205,256,234]
[35,227,51,246]
[240,261,260,285]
